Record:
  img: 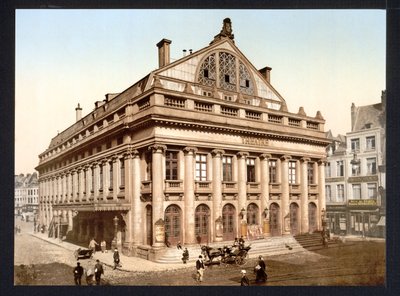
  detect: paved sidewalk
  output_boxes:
[30,232,193,272]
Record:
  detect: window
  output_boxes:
[222,156,233,182]
[307,162,314,184]
[351,138,360,152]
[337,184,344,201]
[352,184,361,199]
[366,136,376,150]
[245,79,250,87]
[91,168,94,192]
[99,166,103,190]
[145,152,152,181]
[120,159,125,187]
[203,69,209,78]
[336,161,344,177]
[367,158,377,175]
[166,151,178,180]
[351,159,361,176]
[246,158,256,182]
[288,161,296,184]
[368,183,377,199]
[225,74,230,83]
[195,154,207,181]
[247,203,259,225]
[325,162,331,178]
[326,185,332,202]
[269,160,277,183]
[109,161,113,189]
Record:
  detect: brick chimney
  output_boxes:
[259,66,272,83]
[75,103,82,122]
[156,38,172,68]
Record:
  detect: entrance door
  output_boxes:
[195,204,210,244]
[165,205,181,246]
[270,203,281,236]
[222,204,235,241]
[290,203,299,235]
[146,205,152,245]
[308,202,317,233]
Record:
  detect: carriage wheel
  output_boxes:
[235,256,244,266]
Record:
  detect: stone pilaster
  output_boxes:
[183,146,197,244]
[280,155,291,235]
[237,151,249,237]
[300,157,310,233]
[260,153,271,237]
[212,149,225,242]
[318,158,327,230]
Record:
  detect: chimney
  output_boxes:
[259,66,272,83]
[183,49,187,57]
[156,38,172,68]
[75,103,82,122]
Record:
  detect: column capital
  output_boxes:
[183,146,198,155]
[91,161,99,168]
[211,149,225,157]
[280,154,292,161]
[124,149,139,159]
[259,153,272,160]
[318,158,327,165]
[149,144,167,154]
[83,164,90,171]
[236,151,249,158]
[112,154,120,163]
[100,158,109,165]
[300,157,311,163]
[70,169,77,175]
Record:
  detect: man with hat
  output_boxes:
[73,261,84,285]
[94,259,104,285]
[113,248,120,270]
[240,269,250,286]
[195,255,205,282]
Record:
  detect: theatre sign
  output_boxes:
[348,199,377,206]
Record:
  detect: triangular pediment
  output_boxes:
[154,37,285,110]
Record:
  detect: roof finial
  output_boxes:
[210,18,235,45]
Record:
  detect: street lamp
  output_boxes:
[240,208,246,219]
[112,215,119,249]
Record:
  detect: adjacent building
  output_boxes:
[325,91,386,238]
[15,173,39,216]
[36,18,330,260]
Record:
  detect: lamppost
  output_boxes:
[112,215,119,250]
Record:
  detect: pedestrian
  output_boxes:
[73,262,84,285]
[100,239,106,253]
[255,255,267,283]
[94,259,104,285]
[195,255,205,283]
[88,237,99,254]
[182,248,189,264]
[232,237,239,248]
[177,241,182,250]
[113,248,120,270]
[85,268,94,286]
[240,270,250,286]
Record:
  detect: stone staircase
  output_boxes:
[294,231,342,251]
[155,235,306,264]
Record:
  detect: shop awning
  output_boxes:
[377,216,385,226]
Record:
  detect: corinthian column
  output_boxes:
[212,149,225,242]
[300,157,310,233]
[237,151,249,237]
[318,158,327,230]
[150,144,167,247]
[183,146,197,244]
[280,155,291,235]
[260,154,271,237]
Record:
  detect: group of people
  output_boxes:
[240,255,268,286]
[232,236,246,249]
[88,238,108,254]
[73,259,104,286]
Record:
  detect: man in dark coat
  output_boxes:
[255,255,267,282]
[94,259,104,285]
[73,262,84,285]
[113,248,120,270]
[196,255,205,282]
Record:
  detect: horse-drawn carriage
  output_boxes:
[201,244,251,266]
[74,248,94,260]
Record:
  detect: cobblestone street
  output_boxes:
[14,219,385,286]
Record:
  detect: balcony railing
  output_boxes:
[165,180,183,193]
[269,183,281,193]
[195,181,212,192]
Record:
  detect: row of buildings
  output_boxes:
[23,18,384,260]
[14,173,39,216]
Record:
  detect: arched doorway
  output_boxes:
[269,203,281,236]
[195,204,210,245]
[308,202,318,233]
[246,203,259,225]
[222,204,236,241]
[164,205,182,246]
[145,205,152,246]
[290,203,300,235]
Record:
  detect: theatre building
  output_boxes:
[36,19,330,260]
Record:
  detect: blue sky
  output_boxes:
[15,9,386,173]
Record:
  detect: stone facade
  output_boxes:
[36,19,330,260]
[15,173,39,216]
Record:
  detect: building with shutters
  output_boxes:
[325,91,386,238]
[15,173,39,216]
[36,18,330,260]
